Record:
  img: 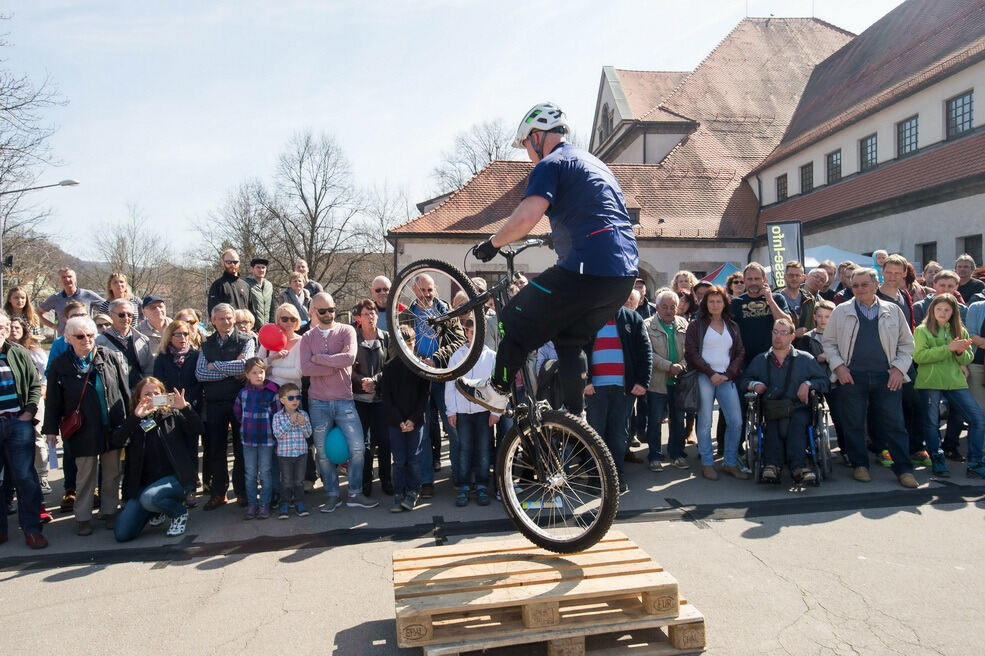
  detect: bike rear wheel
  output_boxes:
[496,410,618,553]
[387,258,486,382]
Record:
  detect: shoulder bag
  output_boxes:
[59,364,92,439]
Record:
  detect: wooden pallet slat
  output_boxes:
[394,530,704,654]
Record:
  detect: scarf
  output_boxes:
[169,344,191,368]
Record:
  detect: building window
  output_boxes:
[775,174,787,202]
[799,162,813,194]
[627,208,640,225]
[859,134,878,171]
[946,91,973,139]
[896,115,918,158]
[826,150,841,184]
[917,241,937,268]
[598,103,612,142]
[959,234,983,265]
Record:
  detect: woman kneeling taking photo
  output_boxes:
[112,378,202,541]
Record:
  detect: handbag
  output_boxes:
[675,370,700,412]
[760,355,796,421]
[59,364,92,439]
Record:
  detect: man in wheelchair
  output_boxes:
[741,318,829,484]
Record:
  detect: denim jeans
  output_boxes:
[310,399,365,497]
[243,445,274,506]
[389,425,422,497]
[278,454,307,505]
[114,475,185,542]
[646,388,685,461]
[455,412,492,491]
[586,385,631,481]
[0,415,42,536]
[836,370,913,474]
[763,408,811,469]
[696,374,742,467]
[919,387,985,463]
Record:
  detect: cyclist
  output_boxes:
[458,102,639,415]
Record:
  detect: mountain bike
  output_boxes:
[386,237,618,553]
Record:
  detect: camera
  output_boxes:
[152,394,172,408]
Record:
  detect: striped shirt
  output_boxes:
[591,320,625,388]
[272,409,312,458]
[0,353,21,414]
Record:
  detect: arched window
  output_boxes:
[599,103,612,141]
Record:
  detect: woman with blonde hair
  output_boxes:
[913,293,985,478]
[95,272,141,318]
[258,303,304,389]
[671,270,698,296]
[4,286,42,336]
[276,272,311,333]
[173,308,207,346]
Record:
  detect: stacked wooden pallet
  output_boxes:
[392,530,706,655]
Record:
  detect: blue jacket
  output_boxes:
[967,299,985,359]
[584,307,652,394]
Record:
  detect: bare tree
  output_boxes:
[259,130,370,296]
[0,17,66,298]
[197,178,274,265]
[430,119,518,194]
[365,182,411,280]
[92,203,171,298]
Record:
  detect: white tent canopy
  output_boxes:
[804,245,870,269]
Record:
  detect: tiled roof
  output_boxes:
[613,69,689,119]
[757,129,985,233]
[394,18,852,241]
[390,161,548,236]
[391,158,758,240]
[756,0,985,171]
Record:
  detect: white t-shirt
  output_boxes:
[701,325,733,374]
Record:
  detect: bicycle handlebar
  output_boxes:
[501,234,553,258]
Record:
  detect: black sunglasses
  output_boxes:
[284,394,302,401]
[316,307,336,315]
[117,312,134,318]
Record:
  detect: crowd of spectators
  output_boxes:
[1,248,984,550]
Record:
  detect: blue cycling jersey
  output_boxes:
[524,143,639,277]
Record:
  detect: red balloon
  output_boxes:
[258,323,287,352]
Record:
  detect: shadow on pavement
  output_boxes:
[333,618,415,655]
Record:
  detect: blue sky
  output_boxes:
[3,0,904,256]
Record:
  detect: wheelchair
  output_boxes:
[744,390,832,486]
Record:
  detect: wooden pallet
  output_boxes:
[393,530,705,655]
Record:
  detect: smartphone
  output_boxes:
[152,394,172,408]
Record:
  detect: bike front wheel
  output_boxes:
[387,258,486,382]
[496,410,619,554]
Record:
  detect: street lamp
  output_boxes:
[0,178,80,298]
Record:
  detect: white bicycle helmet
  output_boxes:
[513,102,569,148]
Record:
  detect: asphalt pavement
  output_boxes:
[2,438,984,655]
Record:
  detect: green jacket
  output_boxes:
[0,341,42,418]
[912,324,973,390]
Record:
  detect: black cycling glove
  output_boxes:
[472,239,500,263]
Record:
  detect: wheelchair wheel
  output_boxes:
[387,258,486,382]
[743,394,762,483]
[496,410,619,554]
[817,408,833,480]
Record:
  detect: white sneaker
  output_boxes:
[455,377,508,413]
[165,512,188,536]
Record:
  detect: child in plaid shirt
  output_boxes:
[233,358,280,520]
[272,383,312,518]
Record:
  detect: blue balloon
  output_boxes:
[324,426,350,465]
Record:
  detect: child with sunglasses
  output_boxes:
[272,383,311,518]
